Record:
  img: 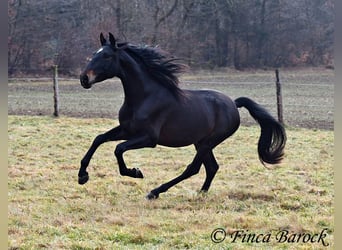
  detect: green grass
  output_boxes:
[8,115,334,249]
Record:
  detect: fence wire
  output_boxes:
[8,75,334,130]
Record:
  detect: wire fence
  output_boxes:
[8,70,334,130]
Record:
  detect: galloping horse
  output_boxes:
[78,33,286,199]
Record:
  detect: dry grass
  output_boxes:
[8,115,333,249]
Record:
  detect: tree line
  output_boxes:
[8,0,334,76]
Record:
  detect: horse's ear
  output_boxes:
[108,33,117,48]
[100,33,106,46]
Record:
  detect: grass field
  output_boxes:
[8,115,334,249]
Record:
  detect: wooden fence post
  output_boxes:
[275,69,284,125]
[53,65,59,117]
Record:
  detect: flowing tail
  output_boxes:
[235,97,286,165]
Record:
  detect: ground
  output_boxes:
[8,115,333,249]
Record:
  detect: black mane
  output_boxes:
[123,44,187,97]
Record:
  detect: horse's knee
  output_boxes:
[184,163,201,177]
[207,165,219,177]
[93,133,105,145]
[114,144,124,157]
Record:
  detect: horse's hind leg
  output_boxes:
[201,151,219,192]
[146,146,210,199]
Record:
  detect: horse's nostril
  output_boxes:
[81,74,90,86]
[80,74,92,89]
[80,74,89,84]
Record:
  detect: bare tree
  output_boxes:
[8,0,334,76]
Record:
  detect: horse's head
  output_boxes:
[80,33,125,89]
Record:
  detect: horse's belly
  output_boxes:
[157,132,196,147]
[157,116,212,147]
[157,134,198,147]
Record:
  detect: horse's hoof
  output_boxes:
[78,173,89,185]
[134,168,144,178]
[146,191,159,200]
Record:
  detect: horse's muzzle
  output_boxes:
[80,74,91,89]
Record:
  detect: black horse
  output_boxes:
[78,33,286,199]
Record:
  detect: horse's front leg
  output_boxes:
[114,134,157,178]
[78,125,127,185]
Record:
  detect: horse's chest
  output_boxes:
[119,112,139,133]
[118,107,154,134]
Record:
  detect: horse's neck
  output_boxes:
[118,56,156,106]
